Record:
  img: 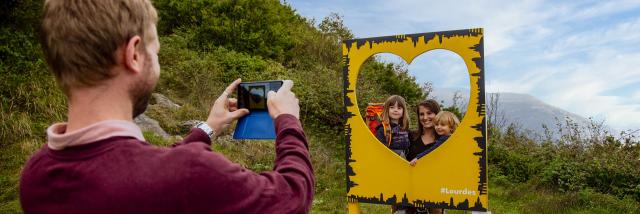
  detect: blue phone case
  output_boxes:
[233,110,276,140]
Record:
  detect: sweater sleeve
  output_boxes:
[416,135,449,160]
[375,124,386,145]
[184,114,314,213]
[171,128,212,147]
[415,149,428,160]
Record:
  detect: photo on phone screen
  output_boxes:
[238,81,283,110]
[248,85,266,109]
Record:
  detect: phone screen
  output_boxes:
[237,81,283,110]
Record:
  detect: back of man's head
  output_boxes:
[40,0,158,93]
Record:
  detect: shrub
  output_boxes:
[541,157,587,192]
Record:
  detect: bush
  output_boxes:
[154,0,308,63]
[541,157,587,192]
[488,117,640,202]
[489,141,542,183]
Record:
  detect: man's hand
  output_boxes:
[206,78,250,137]
[267,80,299,119]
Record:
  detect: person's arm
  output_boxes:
[185,80,313,213]
[413,136,448,165]
[182,80,315,213]
[170,128,211,147]
[184,114,313,213]
[172,79,249,147]
[415,150,428,160]
[408,135,421,166]
[180,114,315,213]
[375,125,386,145]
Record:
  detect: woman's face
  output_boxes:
[419,106,437,129]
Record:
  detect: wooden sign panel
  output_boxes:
[342,29,488,211]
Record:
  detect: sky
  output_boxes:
[285,0,640,131]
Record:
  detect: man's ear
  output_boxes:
[123,35,143,74]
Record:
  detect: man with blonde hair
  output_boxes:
[20,0,314,213]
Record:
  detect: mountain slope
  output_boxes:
[493,92,590,136]
[430,89,590,137]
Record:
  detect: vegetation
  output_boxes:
[488,118,640,201]
[1,0,639,213]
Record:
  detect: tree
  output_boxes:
[154,0,308,63]
[487,93,507,130]
[318,12,354,42]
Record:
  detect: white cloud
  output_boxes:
[376,51,469,89]
[543,17,640,60]
[357,0,555,55]
[560,0,640,22]
[632,91,640,101]
[487,64,566,94]
[540,51,640,130]
[410,50,469,88]
[286,0,640,130]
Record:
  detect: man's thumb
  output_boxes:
[267,91,276,99]
[267,91,276,106]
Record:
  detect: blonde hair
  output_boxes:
[381,95,410,130]
[434,111,460,132]
[40,0,158,93]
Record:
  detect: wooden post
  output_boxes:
[347,199,360,214]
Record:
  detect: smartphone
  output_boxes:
[234,80,284,140]
[237,80,284,110]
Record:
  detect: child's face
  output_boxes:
[435,123,452,136]
[388,102,404,121]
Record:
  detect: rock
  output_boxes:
[180,120,201,133]
[134,113,170,139]
[152,93,181,110]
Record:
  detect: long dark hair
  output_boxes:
[412,99,441,141]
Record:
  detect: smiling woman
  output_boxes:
[407,99,440,165]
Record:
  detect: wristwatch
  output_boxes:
[196,121,217,140]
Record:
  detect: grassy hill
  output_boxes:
[1,0,639,213]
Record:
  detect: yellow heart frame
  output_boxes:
[342,29,488,211]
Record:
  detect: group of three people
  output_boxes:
[375,95,460,165]
[374,95,461,214]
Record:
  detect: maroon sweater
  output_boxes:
[20,114,314,214]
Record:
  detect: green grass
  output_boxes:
[2,115,640,213]
[2,51,638,214]
[487,182,640,214]
[0,139,43,214]
[348,182,640,214]
[1,86,638,214]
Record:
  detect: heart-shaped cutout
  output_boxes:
[356,51,470,165]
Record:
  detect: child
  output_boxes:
[413,111,460,161]
[375,95,411,159]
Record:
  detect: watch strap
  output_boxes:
[196,122,216,140]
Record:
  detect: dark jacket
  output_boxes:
[375,122,410,150]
